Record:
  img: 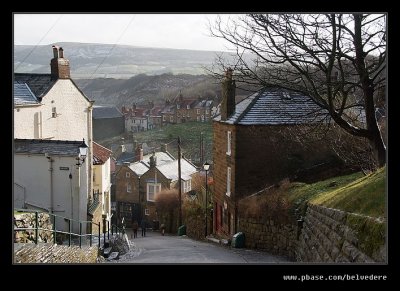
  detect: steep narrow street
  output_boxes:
[107,230,291,264]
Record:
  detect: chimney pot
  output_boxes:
[50,46,70,80]
[59,47,64,58]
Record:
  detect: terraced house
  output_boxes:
[13,46,110,232]
[114,144,198,228]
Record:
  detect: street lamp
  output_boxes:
[76,138,88,167]
[203,161,210,238]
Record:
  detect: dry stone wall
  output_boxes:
[238,218,297,260]
[14,244,99,263]
[296,204,386,263]
[14,212,54,243]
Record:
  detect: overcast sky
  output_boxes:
[14,14,239,52]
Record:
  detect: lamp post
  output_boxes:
[75,138,88,230]
[76,138,88,167]
[203,162,210,238]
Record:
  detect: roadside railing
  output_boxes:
[14,208,101,249]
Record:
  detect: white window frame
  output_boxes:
[145,209,150,215]
[126,172,130,178]
[127,184,132,193]
[226,131,231,156]
[163,115,166,121]
[147,183,161,202]
[226,167,231,197]
[197,109,200,114]
[181,179,192,193]
[170,116,174,122]
[186,105,190,109]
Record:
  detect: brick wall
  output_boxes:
[297,204,386,263]
[115,166,140,203]
[213,121,333,235]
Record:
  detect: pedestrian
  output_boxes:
[141,219,146,237]
[132,220,138,238]
[160,223,165,236]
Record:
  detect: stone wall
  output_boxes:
[238,217,297,260]
[296,204,386,263]
[14,244,99,263]
[14,212,54,244]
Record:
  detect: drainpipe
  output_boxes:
[46,154,54,213]
[87,101,94,203]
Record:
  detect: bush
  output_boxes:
[155,189,180,233]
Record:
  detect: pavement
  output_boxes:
[107,228,292,264]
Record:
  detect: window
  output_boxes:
[226,131,231,156]
[177,104,180,109]
[126,172,130,178]
[181,179,192,193]
[206,109,209,114]
[145,209,150,216]
[186,105,190,109]
[52,107,57,118]
[226,167,231,196]
[127,184,132,193]
[93,172,96,183]
[147,183,161,202]
[170,116,174,122]
[163,115,166,122]
[197,116,200,121]
[197,109,200,114]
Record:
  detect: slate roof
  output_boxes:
[125,151,175,176]
[14,139,82,156]
[14,73,56,99]
[157,158,198,181]
[93,106,124,119]
[93,142,112,165]
[14,83,39,105]
[214,87,328,125]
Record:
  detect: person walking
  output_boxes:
[141,219,146,237]
[132,220,138,238]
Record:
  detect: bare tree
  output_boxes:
[210,14,386,167]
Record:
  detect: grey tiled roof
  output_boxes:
[14,83,39,105]
[14,73,56,99]
[214,88,328,125]
[93,106,124,119]
[14,139,82,156]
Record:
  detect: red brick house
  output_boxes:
[212,70,330,236]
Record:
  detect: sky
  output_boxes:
[14,14,240,52]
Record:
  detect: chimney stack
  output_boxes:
[50,45,70,80]
[161,143,168,153]
[135,144,143,162]
[221,68,236,121]
[149,153,157,168]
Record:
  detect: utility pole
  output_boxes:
[200,132,204,165]
[178,136,182,226]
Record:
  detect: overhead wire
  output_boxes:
[15,14,63,72]
[89,15,135,79]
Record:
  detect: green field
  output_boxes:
[132,121,213,164]
[288,167,386,219]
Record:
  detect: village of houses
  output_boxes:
[13,46,386,264]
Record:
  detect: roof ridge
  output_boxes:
[93,141,112,153]
[235,91,262,124]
